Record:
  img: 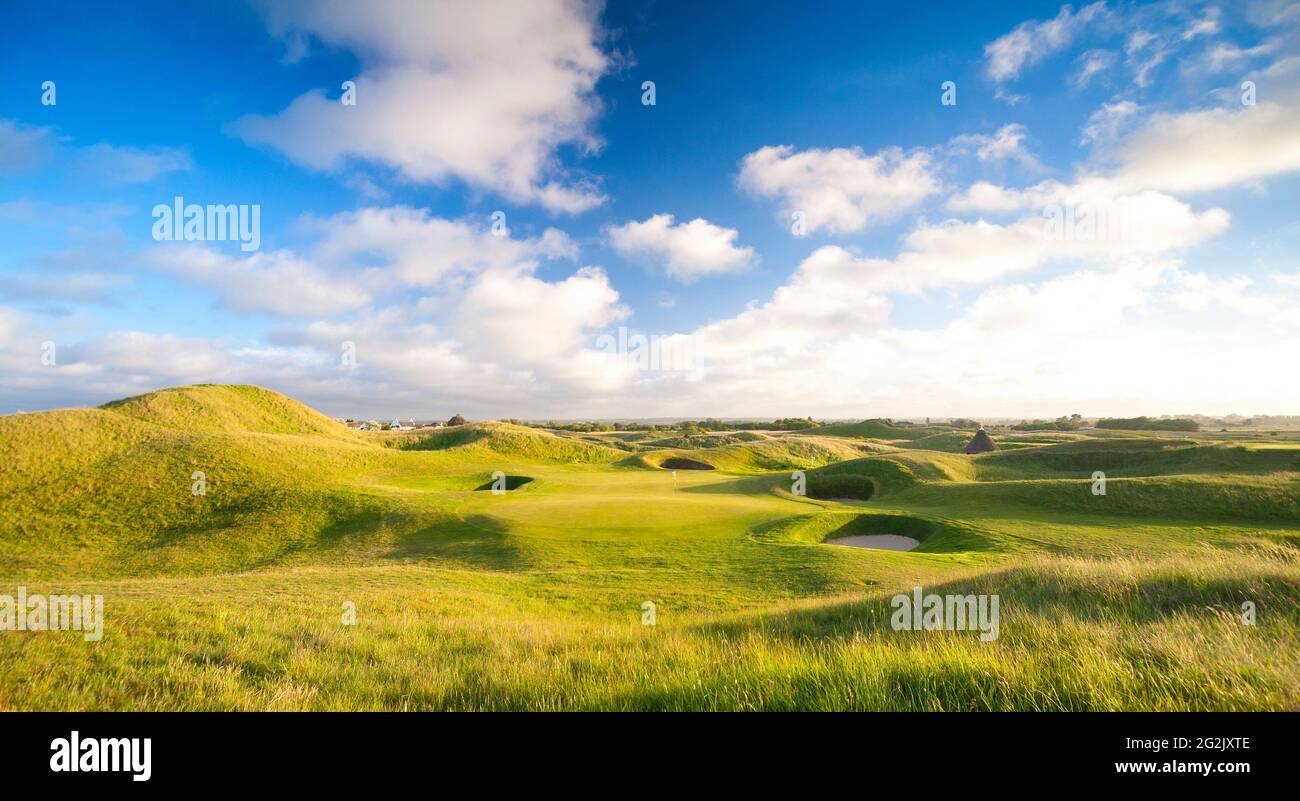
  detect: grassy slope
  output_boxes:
[805,418,949,441]
[1,385,1297,710]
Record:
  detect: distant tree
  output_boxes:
[447,414,467,427]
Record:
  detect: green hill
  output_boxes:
[101,383,355,437]
[382,421,625,463]
[805,418,949,441]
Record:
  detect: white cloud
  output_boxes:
[606,214,755,283]
[449,265,627,381]
[643,259,1300,418]
[1073,48,1116,87]
[148,245,371,316]
[738,144,939,234]
[1205,39,1278,71]
[307,206,577,287]
[950,124,1043,170]
[1080,100,1140,145]
[0,306,28,350]
[943,177,1229,257]
[0,272,130,304]
[148,207,586,318]
[1182,6,1221,40]
[985,2,1107,83]
[1109,94,1300,193]
[124,206,630,411]
[233,0,609,213]
[71,332,238,379]
[947,181,1032,213]
[73,143,192,185]
[1125,28,1171,86]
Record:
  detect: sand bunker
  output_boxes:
[825,534,920,551]
[473,475,534,491]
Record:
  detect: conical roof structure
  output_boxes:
[962,426,999,454]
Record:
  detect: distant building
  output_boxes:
[962,425,1000,454]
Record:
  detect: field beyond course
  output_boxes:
[1,385,1297,710]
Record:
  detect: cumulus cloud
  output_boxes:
[1108,94,1300,193]
[450,265,627,382]
[950,124,1043,170]
[606,214,755,283]
[307,206,578,286]
[148,207,589,319]
[147,245,371,316]
[646,258,1300,418]
[985,2,1107,83]
[946,181,1030,213]
[232,0,610,213]
[738,144,939,234]
[120,206,630,413]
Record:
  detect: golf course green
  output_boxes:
[1,384,1296,710]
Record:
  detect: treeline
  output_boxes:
[1010,414,1085,431]
[1095,416,1200,431]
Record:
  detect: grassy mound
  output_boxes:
[804,456,924,497]
[628,437,873,474]
[805,473,875,500]
[974,438,1300,480]
[643,432,768,449]
[101,384,352,437]
[806,418,948,441]
[894,473,1300,523]
[385,421,624,464]
[899,431,974,452]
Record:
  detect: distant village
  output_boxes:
[340,414,467,432]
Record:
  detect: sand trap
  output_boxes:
[825,534,920,552]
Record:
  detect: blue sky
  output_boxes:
[2,0,1298,419]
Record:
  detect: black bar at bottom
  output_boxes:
[0,711,1285,788]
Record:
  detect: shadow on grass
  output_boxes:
[689,561,1296,646]
[677,474,784,495]
[388,513,530,571]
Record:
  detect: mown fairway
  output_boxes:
[1,385,1297,710]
